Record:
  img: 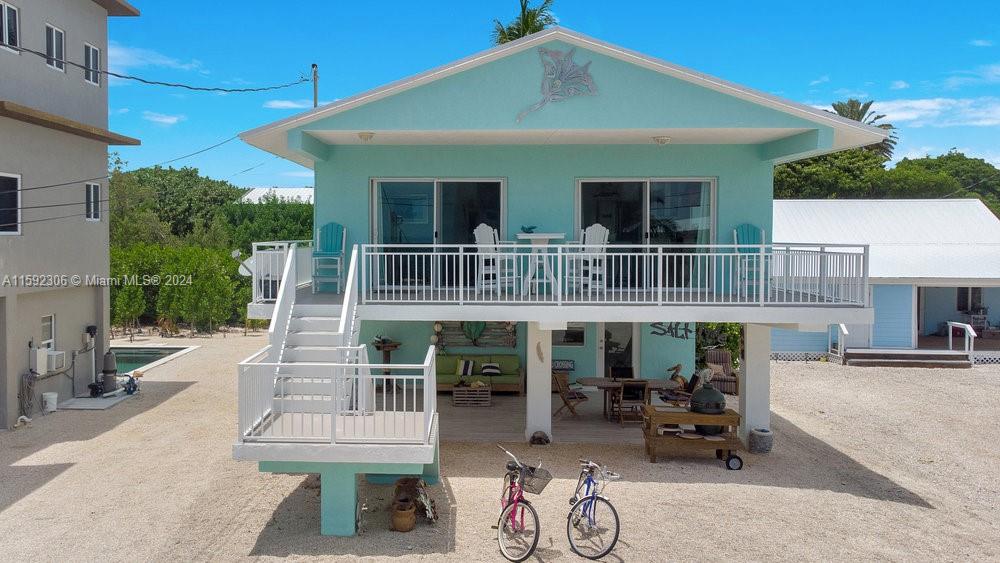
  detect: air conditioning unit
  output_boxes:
[29,347,48,376]
[47,350,66,372]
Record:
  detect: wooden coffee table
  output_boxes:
[452,385,492,407]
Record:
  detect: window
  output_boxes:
[84,43,100,85]
[85,183,100,220]
[41,315,55,349]
[0,172,19,234]
[553,322,586,347]
[45,24,64,71]
[957,287,983,312]
[0,2,19,50]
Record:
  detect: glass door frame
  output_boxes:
[369,177,507,290]
[574,177,718,292]
[596,322,641,378]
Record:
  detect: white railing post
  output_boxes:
[862,245,870,307]
[819,246,828,302]
[758,242,766,306]
[458,247,465,306]
[556,246,563,305]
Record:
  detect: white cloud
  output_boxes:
[108,42,204,75]
[833,88,870,99]
[890,80,910,90]
[263,99,313,109]
[142,111,186,126]
[808,75,829,86]
[943,62,1000,89]
[112,107,130,114]
[263,99,333,109]
[281,170,314,178]
[873,97,1000,127]
[970,39,994,47]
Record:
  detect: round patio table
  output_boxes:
[576,377,680,420]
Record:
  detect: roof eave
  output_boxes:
[91,0,140,17]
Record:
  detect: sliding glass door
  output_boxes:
[372,179,504,288]
[578,178,714,290]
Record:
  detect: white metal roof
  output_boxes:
[774,199,1000,283]
[240,27,887,168]
[240,187,314,204]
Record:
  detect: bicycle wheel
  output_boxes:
[567,496,620,559]
[497,501,540,562]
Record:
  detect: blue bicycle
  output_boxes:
[567,459,620,559]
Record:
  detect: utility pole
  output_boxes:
[312,64,319,108]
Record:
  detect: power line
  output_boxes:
[939,170,1000,199]
[1,41,309,93]
[0,198,109,212]
[151,136,238,167]
[0,206,109,229]
[228,156,279,179]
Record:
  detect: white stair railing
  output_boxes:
[946,322,977,356]
[267,243,298,363]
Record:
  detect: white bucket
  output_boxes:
[41,392,58,413]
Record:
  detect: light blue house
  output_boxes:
[235,27,884,535]
[771,199,1000,364]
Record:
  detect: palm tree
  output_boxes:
[829,98,898,161]
[491,0,557,45]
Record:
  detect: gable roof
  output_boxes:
[774,199,1000,283]
[241,27,887,167]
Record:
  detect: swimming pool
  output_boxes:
[110,346,195,373]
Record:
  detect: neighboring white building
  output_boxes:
[772,199,1000,362]
[240,186,313,204]
[0,0,140,427]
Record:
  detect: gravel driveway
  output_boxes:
[1,334,997,561]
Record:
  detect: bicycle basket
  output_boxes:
[521,466,552,495]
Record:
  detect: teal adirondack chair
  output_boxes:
[313,222,347,293]
[732,223,766,297]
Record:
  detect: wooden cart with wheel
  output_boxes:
[641,405,743,470]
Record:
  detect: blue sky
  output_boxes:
[108,0,1000,187]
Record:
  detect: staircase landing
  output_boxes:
[842,348,973,368]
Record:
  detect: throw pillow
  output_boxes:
[481,362,502,376]
[707,362,725,376]
[455,359,474,377]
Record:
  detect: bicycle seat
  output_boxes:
[505,460,519,472]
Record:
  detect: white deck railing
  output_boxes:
[359,243,868,307]
[947,322,978,355]
[236,344,437,445]
[251,240,313,304]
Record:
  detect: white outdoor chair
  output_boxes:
[473,223,516,295]
[567,223,609,297]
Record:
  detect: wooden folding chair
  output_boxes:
[553,372,588,417]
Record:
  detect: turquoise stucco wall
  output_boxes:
[295,40,828,135]
[361,320,696,381]
[315,143,774,251]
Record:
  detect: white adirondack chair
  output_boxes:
[567,223,610,296]
[473,223,515,294]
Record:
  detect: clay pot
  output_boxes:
[391,501,416,532]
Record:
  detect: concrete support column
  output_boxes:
[319,467,358,536]
[525,321,552,441]
[739,323,771,443]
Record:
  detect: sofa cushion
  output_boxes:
[456,359,475,376]
[492,354,520,374]
[481,362,502,376]
[436,354,458,375]
[462,355,492,374]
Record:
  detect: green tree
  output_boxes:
[221,194,314,254]
[108,155,173,247]
[829,98,898,160]
[492,0,556,45]
[127,166,245,238]
[113,283,146,340]
[893,150,1000,217]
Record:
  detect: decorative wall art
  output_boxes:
[432,321,517,348]
[517,47,597,122]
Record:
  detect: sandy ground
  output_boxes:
[1,333,999,562]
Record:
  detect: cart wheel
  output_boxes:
[725,455,743,471]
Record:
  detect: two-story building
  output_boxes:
[0,0,139,427]
[234,27,885,535]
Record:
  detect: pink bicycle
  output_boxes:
[496,445,551,562]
